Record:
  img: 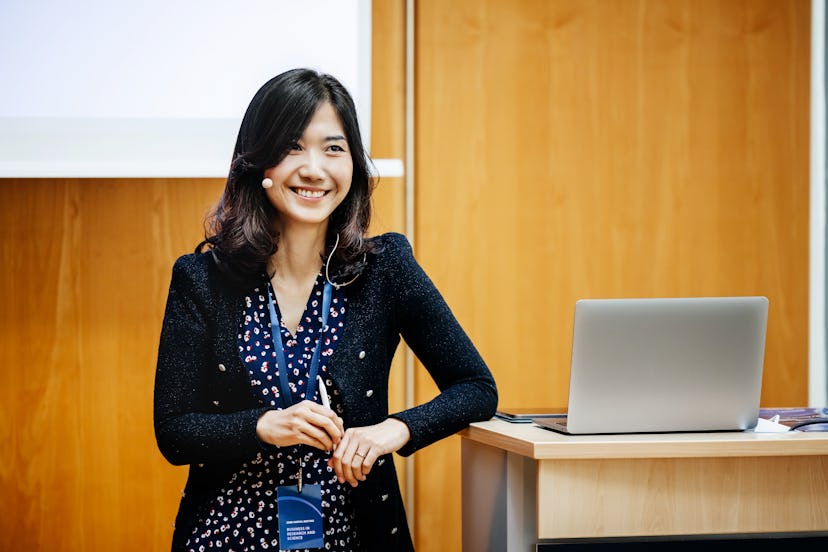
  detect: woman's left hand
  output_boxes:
[328,418,411,487]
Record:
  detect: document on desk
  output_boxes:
[750,416,791,433]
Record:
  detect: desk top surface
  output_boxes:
[460,418,828,460]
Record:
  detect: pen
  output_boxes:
[317,375,331,409]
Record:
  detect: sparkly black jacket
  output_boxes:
[154,232,498,551]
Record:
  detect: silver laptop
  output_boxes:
[534,296,768,435]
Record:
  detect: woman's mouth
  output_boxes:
[293,187,327,198]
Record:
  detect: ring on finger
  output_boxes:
[355,451,366,458]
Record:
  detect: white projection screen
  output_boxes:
[0,0,373,177]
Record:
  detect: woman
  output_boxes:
[154,68,497,551]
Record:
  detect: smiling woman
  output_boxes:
[263,103,354,231]
[200,70,375,290]
[152,68,498,552]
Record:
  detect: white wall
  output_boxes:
[0,0,373,177]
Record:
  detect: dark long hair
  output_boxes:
[199,68,376,287]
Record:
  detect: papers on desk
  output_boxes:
[750,416,791,433]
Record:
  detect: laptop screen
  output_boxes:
[559,296,768,435]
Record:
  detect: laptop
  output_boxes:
[533,296,768,435]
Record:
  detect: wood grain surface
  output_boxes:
[537,455,828,538]
[0,178,223,549]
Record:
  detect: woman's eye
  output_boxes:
[327,144,346,153]
[289,142,302,151]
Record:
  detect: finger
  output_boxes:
[336,437,362,487]
[292,401,343,447]
[300,424,336,451]
[282,413,330,450]
[351,447,369,481]
[329,432,350,483]
[322,413,344,449]
[303,401,343,442]
[359,448,377,476]
[333,414,345,438]
[303,410,343,447]
[341,444,360,487]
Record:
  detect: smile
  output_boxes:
[293,188,327,199]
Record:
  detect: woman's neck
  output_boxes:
[267,223,328,336]
[269,222,327,286]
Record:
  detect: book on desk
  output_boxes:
[759,406,828,431]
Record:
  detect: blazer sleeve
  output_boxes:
[153,255,270,466]
[382,234,498,456]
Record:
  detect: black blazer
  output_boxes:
[154,232,498,551]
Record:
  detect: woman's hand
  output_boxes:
[328,418,411,487]
[256,400,344,451]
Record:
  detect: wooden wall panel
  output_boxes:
[0,178,224,550]
[414,1,810,551]
[371,0,407,235]
[370,0,410,508]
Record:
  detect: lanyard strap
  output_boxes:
[266,280,333,409]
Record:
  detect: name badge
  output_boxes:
[277,484,324,550]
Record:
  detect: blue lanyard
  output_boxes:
[266,279,333,410]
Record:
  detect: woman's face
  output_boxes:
[263,101,353,231]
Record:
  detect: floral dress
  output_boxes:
[186,273,359,551]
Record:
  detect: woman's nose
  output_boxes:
[298,151,325,180]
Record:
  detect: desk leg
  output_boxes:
[462,439,537,552]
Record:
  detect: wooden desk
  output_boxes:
[460,420,828,551]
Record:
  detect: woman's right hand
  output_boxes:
[256,400,344,451]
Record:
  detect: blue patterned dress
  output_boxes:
[186,273,359,551]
